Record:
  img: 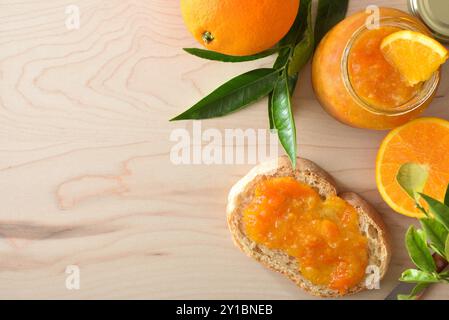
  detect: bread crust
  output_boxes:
[340,192,392,280]
[227,156,391,298]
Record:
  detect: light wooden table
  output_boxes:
[0,0,447,300]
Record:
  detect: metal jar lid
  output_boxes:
[408,0,449,43]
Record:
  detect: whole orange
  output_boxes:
[180,0,300,56]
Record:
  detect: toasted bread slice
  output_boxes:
[227,156,391,298]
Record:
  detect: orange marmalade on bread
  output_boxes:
[243,177,368,294]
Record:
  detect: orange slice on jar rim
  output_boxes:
[380,30,448,86]
[376,117,449,218]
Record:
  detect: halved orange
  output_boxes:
[376,117,449,218]
[381,30,448,86]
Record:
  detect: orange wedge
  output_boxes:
[376,118,449,218]
[381,30,448,86]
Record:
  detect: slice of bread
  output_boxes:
[227,156,391,298]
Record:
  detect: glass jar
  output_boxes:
[312,8,440,130]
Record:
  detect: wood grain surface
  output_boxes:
[0,0,448,299]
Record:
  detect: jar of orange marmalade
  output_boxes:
[312,8,440,130]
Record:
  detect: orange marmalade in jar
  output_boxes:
[312,8,440,130]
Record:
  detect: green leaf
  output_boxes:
[397,283,429,300]
[268,73,298,131]
[269,0,309,135]
[411,282,430,295]
[417,228,427,243]
[446,235,449,262]
[287,75,299,93]
[269,47,298,131]
[397,294,418,300]
[400,269,440,283]
[171,69,279,121]
[439,271,449,282]
[396,163,429,202]
[420,194,449,231]
[444,184,449,206]
[440,271,449,277]
[269,47,293,130]
[420,218,448,258]
[405,226,436,272]
[273,47,292,70]
[288,0,314,76]
[272,74,297,169]
[268,94,275,131]
[183,47,279,63]
[315,0,349,46]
